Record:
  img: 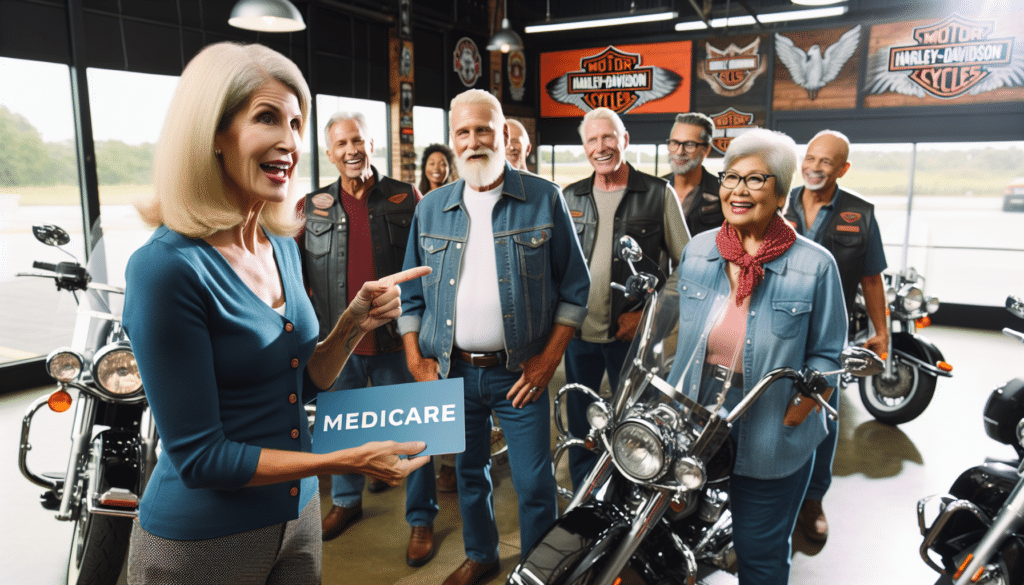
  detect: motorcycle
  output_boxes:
[850,267,953,425]
[17,224,156,585]
[916,295,1024,585]
[505,236,883,585]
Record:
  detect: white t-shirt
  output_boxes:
[454,183,505,351]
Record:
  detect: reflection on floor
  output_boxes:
[3,326,1021,584]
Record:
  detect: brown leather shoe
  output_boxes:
[437,464,458,493]
[442,558,499,585]
[406,525,435,567]
[321,503,363,542]
[797,498,829,543]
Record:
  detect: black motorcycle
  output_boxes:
[17,225,156,585]
[505,237,883,585]
[917,295,1024,585]
[849,267,953,425]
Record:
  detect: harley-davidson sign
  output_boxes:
[541,42,691,117]
[710,108,758,156]
[866,14,1024,104]
[697,38,767,97]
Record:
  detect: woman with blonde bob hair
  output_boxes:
[122,42,430,584]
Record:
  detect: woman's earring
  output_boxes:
[215,149,222,156]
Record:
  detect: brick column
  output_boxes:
[389,28,416,184]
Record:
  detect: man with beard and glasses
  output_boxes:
[298,112,440,567]
[561,107,690,491]
[399,89,590,585]
[784,129,888,544]
[662,112,725,236]
[505,119,533,173]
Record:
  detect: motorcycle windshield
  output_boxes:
[75,236,121,358]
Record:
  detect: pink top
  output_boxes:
[706,289,749,369]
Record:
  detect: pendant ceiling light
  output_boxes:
[487,0,524,53]
[229,0,306,33]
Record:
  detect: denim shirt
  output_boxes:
[398,163,590,377]
[666,228,847,480]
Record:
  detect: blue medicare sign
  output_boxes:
[312,378,465,457]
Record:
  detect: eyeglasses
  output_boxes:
[665,139,707,153]
[719,171,776,191]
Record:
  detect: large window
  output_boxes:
[315,95,388,189]
[795,141,1024,307]
[0,57,80,364]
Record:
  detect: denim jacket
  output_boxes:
[398,163,591,377]
[666,228,847,480]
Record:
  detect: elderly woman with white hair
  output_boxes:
[666,129,847,584]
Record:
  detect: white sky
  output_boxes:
[0,56,446,150]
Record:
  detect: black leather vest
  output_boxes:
[785,187,873,309]
[563,164,670,338]
[662,166,724,236]
[301,169,416,350]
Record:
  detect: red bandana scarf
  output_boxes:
[716,213,796,305]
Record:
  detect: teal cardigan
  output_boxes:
[123,225,321,540]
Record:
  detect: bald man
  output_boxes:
[784,129,888,544]
[505,119,532,172]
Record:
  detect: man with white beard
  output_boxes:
[661,112,724,236]
[399,89,590,585]
[784,129,889,545]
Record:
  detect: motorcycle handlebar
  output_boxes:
[33,261,57,272]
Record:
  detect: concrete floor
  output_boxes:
[3,324,1022,584]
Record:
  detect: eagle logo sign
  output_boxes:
[545,46,681,114]
[866,15,1024,99]
[698,38,768,97]
[775,25,862,100]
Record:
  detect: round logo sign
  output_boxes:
[453,37,482,87]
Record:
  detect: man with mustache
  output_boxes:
[561,107,690,490]
[784,129,889,544]
[505,118,532,172]
[298,112,439,567]
[399,89,590,585]
[662,112,725,236]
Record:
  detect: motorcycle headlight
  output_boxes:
[586,401,611,431]
[673,456,705,490]
[46,348,84,383]
[92,342,143,397]
[612,421,665,480]
[901,287,924,312]
[885,286,897,304]
[925,296,940,314]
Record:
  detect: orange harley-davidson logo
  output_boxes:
[840,212,861,223]
[697,38,767,97]
[884,15,1015,98]
[709,108,757,155]
[546,46,680,114]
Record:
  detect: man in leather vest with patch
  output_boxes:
[561,107,690,490]
[298,112,438,568]
[784,129,889,545]
[661,112,725,236]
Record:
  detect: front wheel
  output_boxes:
[858,356,936,425]
[66,509,131,585]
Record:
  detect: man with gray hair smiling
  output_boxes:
[662,111,724,236]
[561,107,690,491]
[298,111,439,567]
[400,89,590,585]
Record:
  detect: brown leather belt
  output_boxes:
[453,347,507,368]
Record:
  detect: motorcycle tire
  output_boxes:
[67,510,131,585]
[858,354,936,425]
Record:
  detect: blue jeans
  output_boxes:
[329,351,438,527]
[731,455,814,585]
[805,387,839,500]
[449,360,557,563]
[563,337,631,491]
